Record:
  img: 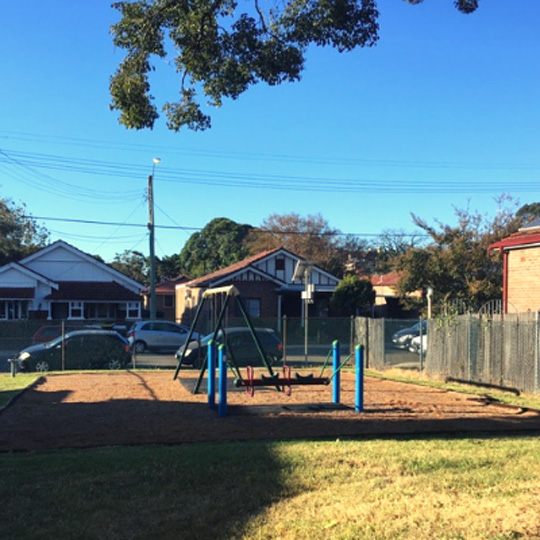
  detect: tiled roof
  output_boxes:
[0,287,35,299]
[363,271,402,287]
[143,276,190,294]
[45,281,141,301]
[489,229,540,251]
[187,249,281,287]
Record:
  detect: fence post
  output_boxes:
[61,320,66,371]
[349,316,355,356]
[282,315,287,364]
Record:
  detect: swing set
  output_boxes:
[173,285,278,394]
[173,285,365,415]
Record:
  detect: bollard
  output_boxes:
[207,340,216,409]
[218,344,228,417]
[332,340,340,404]
[355,344,364,412]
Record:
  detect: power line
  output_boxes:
[2,147,539,194]
[2,130,539,171]
[27,214,426,237]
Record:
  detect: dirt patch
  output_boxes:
[1,370,540,451]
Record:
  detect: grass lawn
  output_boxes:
[0,374,40,408]
[1,437,540,539]
[1,372,540,539]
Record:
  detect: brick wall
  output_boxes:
[231,280,280,317]
[507,246,540,312]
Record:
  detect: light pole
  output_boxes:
[148,157,161,320]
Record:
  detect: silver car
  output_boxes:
[128,320,198,353]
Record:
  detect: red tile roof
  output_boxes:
[489,228,540,251]
[367,271,402,287]
[45,282,141,301]
[187,249,281,287]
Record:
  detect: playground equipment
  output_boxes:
[206,340,365,417]
[173,285,278,393]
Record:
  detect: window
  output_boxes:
[164,295,174,308]
[244,298,261,318]
[275,257,285,271]
[0,300,29,320]
[69,301,83,319]
[127,302,140,319]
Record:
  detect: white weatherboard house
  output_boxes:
[0,240,144,321]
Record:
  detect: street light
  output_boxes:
[148,158,161,320]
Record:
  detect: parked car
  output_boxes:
[409,334,427,354]
[391,320,427,350]
[12,330,132,372]
[128,320,198,353]
[32,323,128,344]
[32,324,80,343]
[176,327,283,369]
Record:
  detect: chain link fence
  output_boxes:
[2,315,539,395]
[426,314,540,394]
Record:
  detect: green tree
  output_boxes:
[248,213,370,277]
[110,0,479,132]
[0,198,49,266]
[178,217,252,278]
[375,228,426,274]
[110,250,149,283]
[330,275,375,316]
[157,253,184,280]
[395,198,521,314]
[516,202,540,224]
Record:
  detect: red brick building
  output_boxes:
[489,221,540,313]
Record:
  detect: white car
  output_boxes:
[409,334,427,354]
[128,320,198,353]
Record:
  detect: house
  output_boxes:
[0,240,144,321]
[489,218,540,313]
[141,275,189,321]
[175,248,340,324]
[367,271,421,318]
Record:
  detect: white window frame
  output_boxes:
[69,301,84,320]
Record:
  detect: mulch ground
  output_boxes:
[1,370,540,452]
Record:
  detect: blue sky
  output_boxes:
[1,0,539,263]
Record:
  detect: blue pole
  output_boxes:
[355,344,364,412]
[332,340,340,404]
[218,344,228,417]
[207,339,216,409]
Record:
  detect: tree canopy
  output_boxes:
[110,250,149,283]
[247,212,371,277]
[0,198,49,266]
[330,275,375,316]
[395,198,521,314]
[178,217,252,278]
[110,0,480,131]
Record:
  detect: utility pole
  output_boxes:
[148,158,161,320]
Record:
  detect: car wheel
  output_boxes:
[35,360,50,372]
[107,358,123,370]
[133,341,146,354]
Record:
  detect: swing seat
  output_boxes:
[261,373,280,383]
[294,372,314,381]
